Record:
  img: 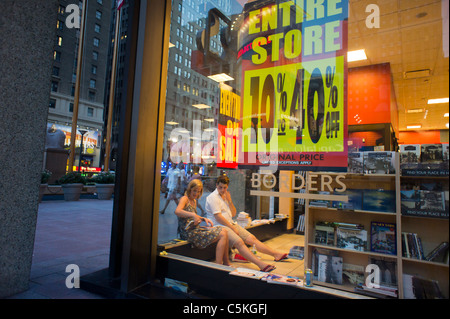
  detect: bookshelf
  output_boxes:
[304,154,449,299]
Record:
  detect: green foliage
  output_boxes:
[57,172,86,185]
[41,169,52,184]
[90,171,115,184]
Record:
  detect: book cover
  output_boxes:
[317,254,343,285]
[363,189,396,213]
[400,189,420,210]
[342,263,365,286]
[363,151,396,174]
[314,223,335,246]
[309,191,331,207]
[331,189,363,210]
[419,190,446,211]
[370,222,397,255]
[348,152,364,173]
[266,274,302,287]
[400,144,421,164]
[369,257,398,286]
[443,144,449,169]
[420,144,443,164]
[336,227,367,251]
[403,274,445,299]
[425,242,449,263]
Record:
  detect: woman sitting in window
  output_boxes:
[175,179,231,266]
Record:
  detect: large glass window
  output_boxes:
[156,0,449,299]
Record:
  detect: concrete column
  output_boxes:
[0,0,58,297]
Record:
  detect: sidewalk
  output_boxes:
[6,198,113,299]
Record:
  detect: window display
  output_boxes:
[155,0,449,299]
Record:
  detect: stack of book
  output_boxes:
[355,284,398,298]
[403,274,445,299]
[401,232,425,260]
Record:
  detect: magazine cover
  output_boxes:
[266,274,302,287]
[370,222,397,255]
[229,268,269,280]
[317,254,343,285]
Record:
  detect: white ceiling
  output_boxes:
[348,0,449,131]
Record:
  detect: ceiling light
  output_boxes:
[193,104,211,109]
[166,121,179,125]
[208,73,234,82]
[204,118,215,122]
[406,125,422,129]
[169,42,175,48]
[444,113,449,117]
[347,49,367,62]
[446,123,449,128]
[428,98,449,104]
[406,109,424,113]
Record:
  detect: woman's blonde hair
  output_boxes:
[185,179,203,198]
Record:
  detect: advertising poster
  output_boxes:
[237,0,348,171]
[217,83,240,168]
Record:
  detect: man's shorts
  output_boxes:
[221,223,252,249]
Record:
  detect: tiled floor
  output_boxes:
[229,233,305,277]
[6,199,113,299]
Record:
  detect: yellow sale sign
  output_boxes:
[237,0,348,171]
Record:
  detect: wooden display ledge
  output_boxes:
[151,253,372,299]
[157,218,288,261]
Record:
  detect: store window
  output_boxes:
[156,0,449,299]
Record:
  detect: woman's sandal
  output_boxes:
[260,264,276,272]
[274,253,289,262]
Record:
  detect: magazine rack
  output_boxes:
[304,155,449,299]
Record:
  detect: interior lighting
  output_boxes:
[347,49,367,62]
[166,121,179,125]
[208,73,234,82]
[444,113,449,117]
[428,98,449,104]
[406,125,422,129]
[192,104,211,109]
[406,109,424,113]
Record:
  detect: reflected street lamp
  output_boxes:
[78,129,88,172]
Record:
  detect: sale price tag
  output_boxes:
[240,56,346,170]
